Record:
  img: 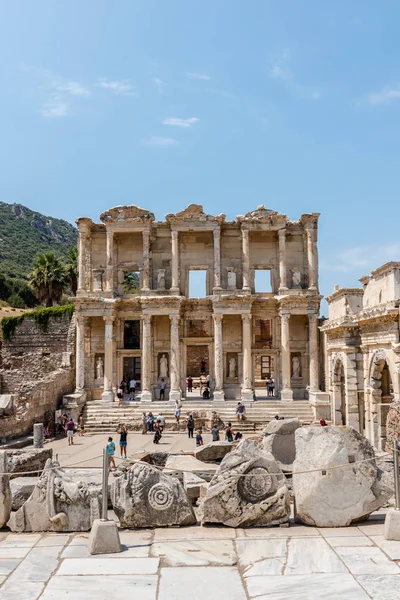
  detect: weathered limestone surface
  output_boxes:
[386,401,400,449]
[164,455,218,482]
[200,439,290,527]
[0,451,12,528]
[293,426,392,527]
[8,459,102,532]
[6,447,52,476]
[183,471,208,503]
[10,476,39,511]
[194,441,233,463]
[111,462,196,528]
[263,418,300,472]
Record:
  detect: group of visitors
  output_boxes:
[117,375,138,402]
[56,413,85,445]
[186,375,210,398]
[141,412,165,444]
[266,376,275,396]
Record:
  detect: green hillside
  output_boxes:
[0,202,77,279]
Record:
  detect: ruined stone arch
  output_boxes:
[368,349,396,401]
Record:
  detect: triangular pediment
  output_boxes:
[100,205,155,223]
[166,204,225,224]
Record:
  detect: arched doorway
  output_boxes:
[381,361,394,403]
[333,359,346,425]
[369,351,395,449]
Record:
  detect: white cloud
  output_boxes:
[270,65,290,80]
[323,243,400,273]
[41,96,70,118]
[154,78,166,93]
[186,72,210,80]
[163,117,199,128]
[56,81,90,97]
[97,79,135,96]
[369,86,400,105]
[144,136,179,147]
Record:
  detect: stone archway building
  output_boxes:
[72,203,328,415]
[322,262,400,449]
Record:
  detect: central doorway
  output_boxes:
[186,345,210,399]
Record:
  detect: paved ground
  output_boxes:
[0,513,399,599]
[2,434,400,599]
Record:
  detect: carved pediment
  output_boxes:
[165,204,225,224]
[237,205,287,224]
[100,205,155,223]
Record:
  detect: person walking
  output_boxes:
[117,425,128,458]
[107,436,116,470]
[187,414,195,438]
[225,422,234,442]
[129,376,136,400]
[66,417,75,446]
[141,412,147,435]
[153,421,162,444]
[156,413,165,432]
[236,402,246,422]
[174,402,181,427]
[159,378,166,400]
[212,424,220,441]
[147,412,155,432]
[196,429,204,446]
[78,415,85,436]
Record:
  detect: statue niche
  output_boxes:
[227,353,238,379]
[291,354,301,378]
[159,353,169,379]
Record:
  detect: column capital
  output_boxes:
[76,314,88,326]
[213,313,223,324]
[169,314,180,324]
[307,311,318,320]
[213,227,221,238]
[141,314,152,323]
[278,228,286,238]
[242,228,249,239]
[241,314,252,323]
[171,229,179,240]
[103,315,115,324]
[279,311,291,319]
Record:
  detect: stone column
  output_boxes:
[105,228,114,293]
[241,314,253,400]
[77,230,86,293]
[75,315,85,391]
[102,316,115,402]
[213,314,225,400]
[142,230,150,291]
[169,314,182,402]
[242,229,251,291]
[141,315,152,401]
[33,423,44,448]
[308,312,319,393]
[171,230,179,293]
[305,225,317,290]
[278,228,288,291]
[213,228,222,291]
[280,312,293,400]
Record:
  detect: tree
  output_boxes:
[64,246,78,296]
[30,251,66,307]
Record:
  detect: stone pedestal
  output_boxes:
[309,391,331,420]
[88,519,121,555]
[33,424,44,449]
[63,391,86,421]
[384,508,400,541]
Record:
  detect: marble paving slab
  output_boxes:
[35,535,71,547]
[236,525,320,539]
[317,527,366,537]
[0,580,45,600]
[151,540,236,566]
[236,538,287,576]
[5,546,63,583]
[40,575,158,600]
[285,538,348,574]
[0,559,22,575]
[61,542,150,559]
[153,526,236,541]
[0,534,41,547]
[336,546,400,575]
[370,535,400,560]
[357,523,385,536]
[158,567,247,600]
[356,574,400,600]
[57,557,159,576]
[0,546,32,558]
[325,536,373,548]
[245,573,369,599]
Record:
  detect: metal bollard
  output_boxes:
[101,447,109,521]
[394,440,400,511]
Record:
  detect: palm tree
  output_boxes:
[65,247,78,296]
[30,251,66,307]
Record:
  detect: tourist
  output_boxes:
[62,413,68,435]
[129,376,136,400]
[174,402,181,426]
[78,415,85,436]
[196,429,204,446]
[266,376,275,397]
[187,376,193,393]
[160,378,166,400]
[225,422,234,442]
[153,422,162,444]
[235,431,243,441]
[200,358,206,373]
[117,384,124,405]
[156,412,165,432]
[212,424,220,441]
[274,415,280,420]
[202,386,210,399]
[147,412,155,432]
[44,424,52,439]
[141,412,147,435]
[66,417,75,446]
[187,414,195,438]
[117,425,128,458]
[107,436,116,470]
[199,374,206,394]
[236,402,246,421]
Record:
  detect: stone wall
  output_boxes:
[0,310,75,441]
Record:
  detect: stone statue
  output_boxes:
[227,270,236,290]
[96,357,104,380]
[157,269,166,290]
[291,356,301,378]
[228,357,237,378]
[160,354,168,378]
[291,268,301,289]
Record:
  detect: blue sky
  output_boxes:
[1,1,400,310]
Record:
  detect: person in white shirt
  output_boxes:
[129,378,136,399]
[157,413,165,432]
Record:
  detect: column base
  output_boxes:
[101,390,114,403]
[308,391,330,421]
[140,390,152,402]
[169,389,182,402]
[384,508,400,541]
[170,287,180,293]
[213,390,225,401]
[241,388,254,401]
[213,286,222,293]
[278,286,289,293]
[280,389,294,401]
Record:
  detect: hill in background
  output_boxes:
[0,202,77,279]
